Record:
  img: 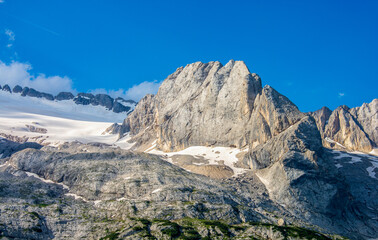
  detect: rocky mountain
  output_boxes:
[118,60,377,239]
[0,84,136,114]
[121,61,303,152]
[0,60,377,239]
[310,99,378,153]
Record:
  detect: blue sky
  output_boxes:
[0,0,377,111]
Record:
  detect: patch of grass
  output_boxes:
[33,203,50,208]
[133,226,144,231]
[248,222,333,240]
[28,211,41,220]
[100,230,120,240]
[181,227,201,240]
[200,219,231,237]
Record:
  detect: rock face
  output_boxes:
[12,85,23,93]
[113,97,134,113]
[121,60,303,152]
[55,91,75,100]
[17,86,55,100]
[1,84,11,93]
[311,99,377,153]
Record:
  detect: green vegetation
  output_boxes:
[96,217,346,240]
[99,228,120,240]
[27,211,41,220]
[248,222,333,240]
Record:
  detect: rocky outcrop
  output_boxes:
[311,99,377,153]
[18,87,54,100]
[350,99,378,147]
[102,123,122,135]
[1,84,11,93]
[12,85,22,93]
[55,91,75,100]
[0,138,42,158]
[113,97,134,113]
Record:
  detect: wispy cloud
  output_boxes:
[0,61,74,94]
[0,0,4,3]
[338,92,345,98]
[7,14,60,36]
[4,29,15,48]
[89,80,161,102]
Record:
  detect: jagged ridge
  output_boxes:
[0,84,136,114]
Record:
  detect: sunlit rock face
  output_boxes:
[311,98,378,153]
[121,60,305,153]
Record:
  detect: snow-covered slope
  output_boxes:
[0,90,130,146]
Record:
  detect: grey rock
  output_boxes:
[92,93,114,109]
[73,92,94,105]
[40,92,54,101]
[102,123,122,135]
[2,84,11,93]
[25,124,48,134]
[311,99,377,153]
[21,87,30,96]
[0,138,42,158]
[12,85,23,93]
[55,92,75,100]
[113,97,134,113]
[350,99,378,147]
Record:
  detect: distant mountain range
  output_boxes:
[0,83,136,114]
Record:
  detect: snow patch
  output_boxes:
[152,188,161,193]
[148,145,248,177]
[65,193,88,202]
[335,163,343,168]
[25,171,69,190]
[325,137,346,148]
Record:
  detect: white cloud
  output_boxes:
[0,0,4,3]
[89,80,161,102]
[0,61,74,95]
[5,29,15,41]
[4,29,15,48]
[338,92,345,98]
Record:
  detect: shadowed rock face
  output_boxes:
[55,91,74,100]
[311,99,377,152]
[12,85,23,93]
[1,84,11,93]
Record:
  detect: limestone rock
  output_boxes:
[350,99,378,147]
[311,99,377,153]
